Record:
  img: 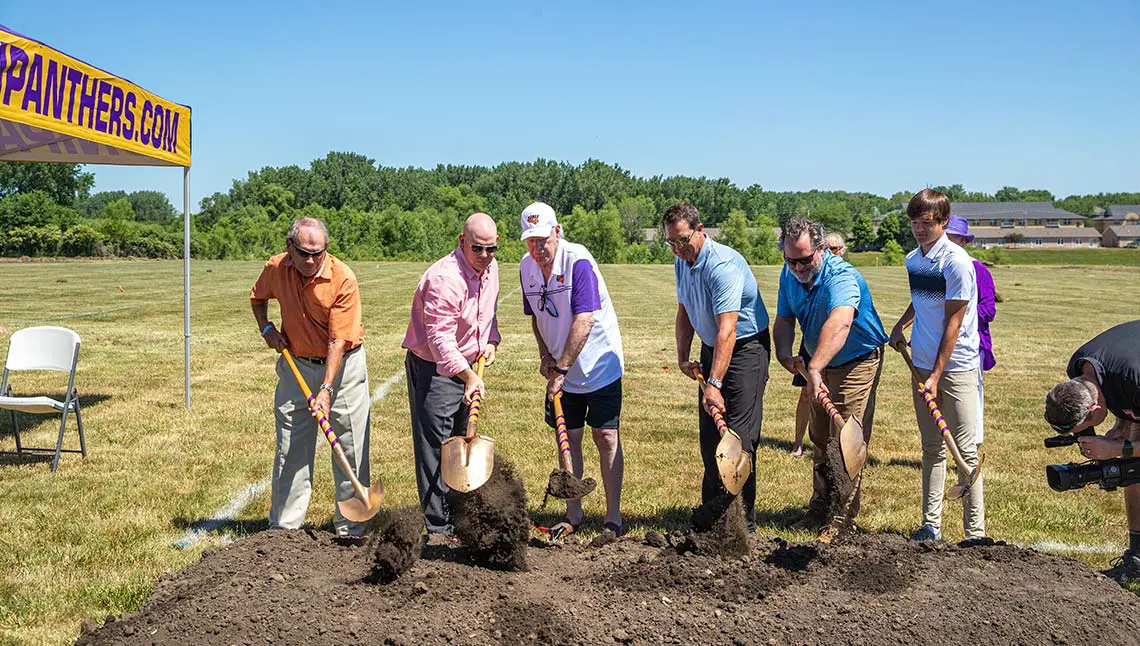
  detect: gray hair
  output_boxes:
[1044,379,1094,431]
[780,218,824,250]
[288,217,329,246]
[824,232,846,251]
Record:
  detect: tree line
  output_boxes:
[2,156,1138,265]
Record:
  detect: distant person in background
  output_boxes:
[946,215,996,450]
[790,232,848,457]
[824,233,848,257]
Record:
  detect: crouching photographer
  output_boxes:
[1044,320,1140,584]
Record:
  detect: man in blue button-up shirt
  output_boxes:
[667,202,770,531]
[773,218,888,538]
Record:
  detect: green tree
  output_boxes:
[0,190,81,230]
[717,209,754,260]
[851,214,876,248]
[0,161,94,205]
[128,190,179,222]
[616,195,657,244]
[881,239,905,266]
[813,200,852,236]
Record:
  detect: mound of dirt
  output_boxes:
[675,493,749,557]
[446,456,529,571]
[75,530,1140,646]
[365,509,423,584]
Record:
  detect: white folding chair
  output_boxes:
[0,326,86,472]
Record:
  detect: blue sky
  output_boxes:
[5,0,1138,210]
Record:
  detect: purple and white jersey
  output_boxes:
[520,239,624,394]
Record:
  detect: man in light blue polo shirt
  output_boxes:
[666,201,770,531]
[773,218,888,537]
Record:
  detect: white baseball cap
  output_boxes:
[520,202,558,241]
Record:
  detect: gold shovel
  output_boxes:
[281,349,383,522]
[697,373,751,496]
[895,343,982,500]
[817,390,867,481]
[441,356,495,493]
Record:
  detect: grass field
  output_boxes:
[848,247,1140,267]
[0,258,1137,644]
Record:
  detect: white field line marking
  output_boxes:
[172,480,270,549]
[1026,540,1121,555]
[498,284,519,305]
[371,372,404,404]
[175,284,521,549]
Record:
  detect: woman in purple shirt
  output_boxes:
[946,215,996,447]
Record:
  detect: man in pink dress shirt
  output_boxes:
[403,213,501,534]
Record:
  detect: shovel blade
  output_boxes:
[715,430,752,496]
[839,417,867,481]
[441,435,495,493]
[338,480,385,523]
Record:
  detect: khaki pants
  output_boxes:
[807,350,883,520]
[271,349,372,536]
[914,367,984,539]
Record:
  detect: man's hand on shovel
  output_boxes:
[262,324,288,353]
[702,381,726,417]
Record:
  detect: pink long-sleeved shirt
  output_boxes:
[402,249,500,376]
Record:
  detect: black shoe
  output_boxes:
[1102,549,1140,584]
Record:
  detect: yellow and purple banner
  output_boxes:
[0,24,190,167]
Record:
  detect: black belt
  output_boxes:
[296,345,360,365]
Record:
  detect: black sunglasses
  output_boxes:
[289,240,326,258]
[470,244,498,254]
[784,251,817,267]
[538,284,559,317]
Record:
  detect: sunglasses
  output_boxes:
[784,251,817,267]
[828,245,844,253]
[470,244,498,254]
[290,241,326,258]
[538,284,559,317]
[665,232,695,248]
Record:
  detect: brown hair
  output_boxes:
[906,188,950,224]
[662,202,701,230]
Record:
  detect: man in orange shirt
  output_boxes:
[251,217,372,539]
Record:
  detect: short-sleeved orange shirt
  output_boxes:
[250,252,364,358]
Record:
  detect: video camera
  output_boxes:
[1045,427,1140,492]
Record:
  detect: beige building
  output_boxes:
[1091,205,1140,233]
[1103,224,1140,248]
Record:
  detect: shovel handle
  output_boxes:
[893,342,977,484]
[553,393,574,472]
[817,390,845,428]
[281,349,370,503]
[465,356,487,438]
[695,374,730,438]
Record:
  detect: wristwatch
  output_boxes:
[319,383,335,395]
[552,365,569,376]
[1124,440,1134,458]
[707,377,724,390]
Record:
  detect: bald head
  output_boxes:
[465,212,497,239]
[460,212,499,274]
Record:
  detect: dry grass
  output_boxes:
[0,259,1135,643]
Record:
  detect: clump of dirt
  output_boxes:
[675,493,749,557]
[822,437,859,540]
[75,531,1140,646]
[544,468,597,500]
[446,456,529,571]
[364,509,423,584]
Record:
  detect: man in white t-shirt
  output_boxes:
[519,202,626,540]
[889,188,985,543]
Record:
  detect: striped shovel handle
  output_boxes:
[817,389,845,428]
[895,344,975,481]
[465,356,487,438]
[553,393,574,472]
[281,348,368,501]
[696,373,730,437]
